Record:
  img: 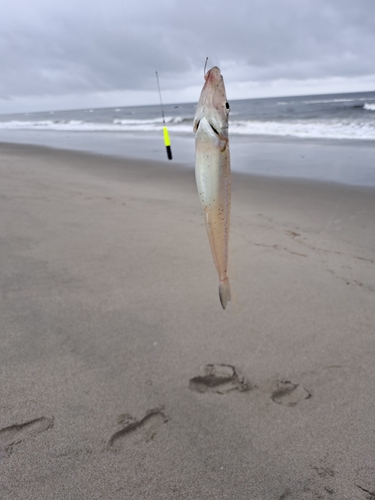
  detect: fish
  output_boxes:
[193,66,231,309]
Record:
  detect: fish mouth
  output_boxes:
[195,119,220,137]
[208,121,228,147]
[209,123,220,136]
[194,117,228,148]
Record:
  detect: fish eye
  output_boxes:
[225,101,230,110]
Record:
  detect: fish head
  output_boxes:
[193,66,230,141]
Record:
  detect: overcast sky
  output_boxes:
[0,0,374,113]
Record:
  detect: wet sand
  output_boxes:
[1,129,375,186]
[0,142,374,499]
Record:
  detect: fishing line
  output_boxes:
[155,71,173,160]
[119,0,132,40]
[116,3,172,161]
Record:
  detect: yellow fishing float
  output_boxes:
[156,71,173,160]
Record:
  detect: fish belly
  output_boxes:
[195,120,231,289]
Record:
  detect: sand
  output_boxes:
[0,142,374,499]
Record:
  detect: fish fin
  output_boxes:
[219,280,231,310]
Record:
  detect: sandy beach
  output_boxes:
[0,141,374,499]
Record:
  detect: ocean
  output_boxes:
[1,91,374,185]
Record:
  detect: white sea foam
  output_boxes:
[364,103,375,111]
[303,98,365,104]
[113,116,183,126]
[230,120,375,140]
[0,119,86,130]
[278,97,375,105]
[0,117,183,132]
[0,117,374,140]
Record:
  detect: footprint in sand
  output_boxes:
[108,409,168,449]
[189,364,250,394]
[278,485,336,499]
[0,417,54,458]
[355,467,375,499]
[271,380,311,407]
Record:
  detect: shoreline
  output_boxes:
[1,128,375,187]
[2,139,375,194]
[0,141,375,193]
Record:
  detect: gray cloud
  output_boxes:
[0,0,374,104]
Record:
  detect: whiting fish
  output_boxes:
[193,66,231,309]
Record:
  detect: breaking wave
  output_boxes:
[0,116,186,132]
[278,97,375,105]
[303,98,374,104]
[229,120,375,140]
[364,103,375,111]
[0,117,374,140]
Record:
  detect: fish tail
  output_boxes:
[219,279,231,310]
